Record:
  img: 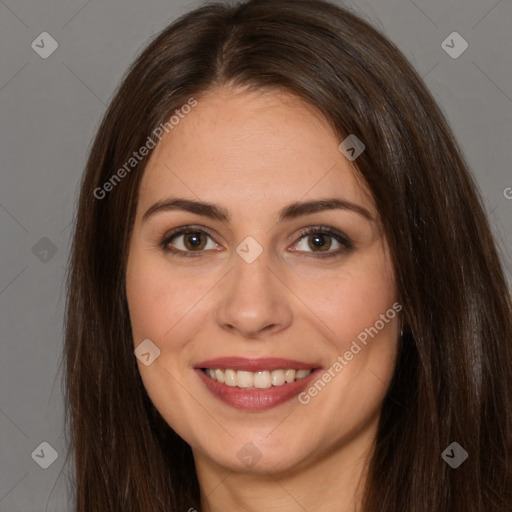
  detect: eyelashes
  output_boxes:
[159,225,354,259]
[160,226,218,257]
[290,226,354,258]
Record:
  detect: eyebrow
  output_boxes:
[142,197,374,224]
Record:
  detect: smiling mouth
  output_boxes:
[201,367,313,389]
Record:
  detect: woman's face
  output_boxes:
[126,86,399,476]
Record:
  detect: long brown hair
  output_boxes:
[63,0,512,510]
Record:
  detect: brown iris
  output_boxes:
[308,233,332,252]
[182,230,207,251]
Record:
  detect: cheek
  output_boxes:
[125,250,202,432]
[126,271,169,342]
[126,245,200,342]
[293,245,397,350]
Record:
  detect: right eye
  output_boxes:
[160,226,220,257]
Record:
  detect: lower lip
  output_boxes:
[195,368,321,411]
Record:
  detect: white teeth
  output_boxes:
[236,371,253,388]
[254,371,272,389]
[224,369,237,387]
[296,369,311,380]
[271,369,286,386]
[285,369,296,383]
[203,368,313,388]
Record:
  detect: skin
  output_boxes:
[126,86,400,512]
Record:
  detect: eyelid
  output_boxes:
[286,226,353,259]
[159,225,220,255]
[293,225,353,249]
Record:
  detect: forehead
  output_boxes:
[138,86,375,218]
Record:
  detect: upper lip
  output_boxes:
[194,357,320,372]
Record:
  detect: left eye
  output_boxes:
[289,227,353,257]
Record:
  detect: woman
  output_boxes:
[63,0,512,510]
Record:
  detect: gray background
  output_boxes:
[0,0,511,510]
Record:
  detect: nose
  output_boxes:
[214,248,293,339]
